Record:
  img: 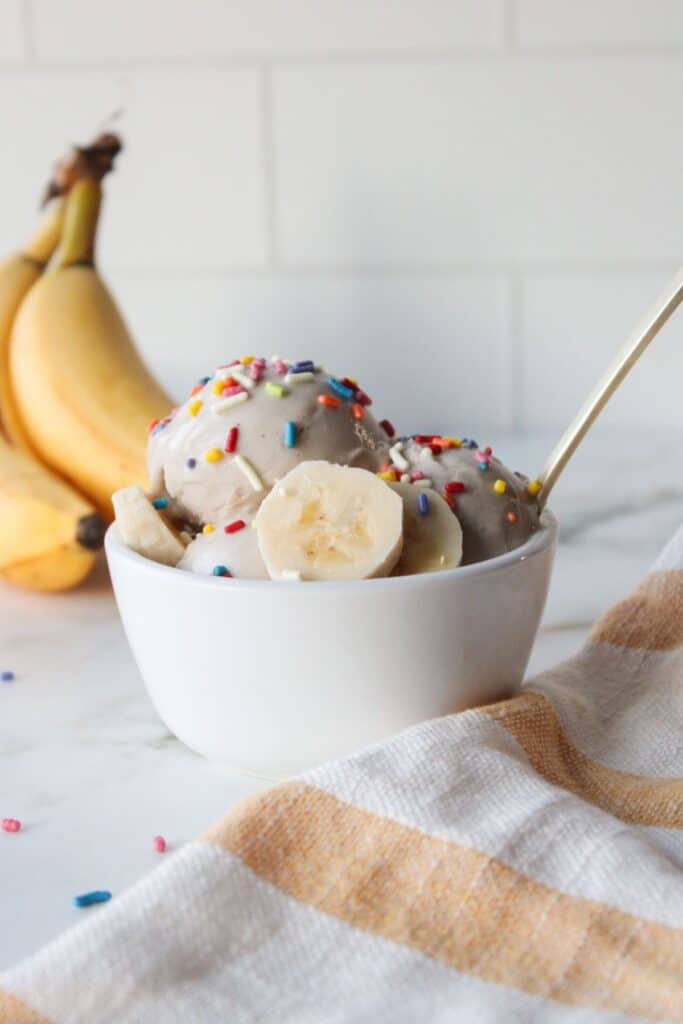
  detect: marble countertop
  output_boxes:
[1,431,680,970]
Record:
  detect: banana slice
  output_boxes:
[255,460,403,581]
[390,483,462,576]
[112,485,187,567]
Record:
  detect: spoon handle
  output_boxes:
[537,266,683,510]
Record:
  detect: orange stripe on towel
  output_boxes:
[0,989,51,1024]
[590,570,683,650]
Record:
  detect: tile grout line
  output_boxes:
[21,0,35,63]
[259,63,279,271]
[507,269,524,433]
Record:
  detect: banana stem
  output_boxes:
[56,179,102,268]
[21,200,65,265]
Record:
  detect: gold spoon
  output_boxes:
[537,265,683,511]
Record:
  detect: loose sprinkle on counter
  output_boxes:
[152,835,167,853]
[152,497,169,510]
[204,448,223,463]
[188,400,202,417]
[2,818,21,832]
[212,565,231,577]
[186,458,197,469]
[318,394,341,409]
[213,392,249,414]
[1,671,15,682]
[417,493,430,516]
[284,421,296,448]
[225,520,246,534]
[266,382,288,398]
[73,891,111,908]
[234,455,265,492]
[203,524,215,534]
[493,479,507,494]
[379,419,395,438]
[225,427,239,453]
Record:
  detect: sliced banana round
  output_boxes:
[255,460,403,581]
[112,485,187,567]
[389,483,463,576]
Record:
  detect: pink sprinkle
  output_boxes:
[249,364,263,382]
[2,818,21,833]
[410,470,424,482]
[273,360,287,376]
[253,358,266,368]
[225,427,239,453]
[152,835,166,853]
[222,385,246,398]
[476,450,491,464]
[218,360,240,368]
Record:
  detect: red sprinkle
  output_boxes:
[147,418,160,434]
[414,434,436,443]
[218,360,240,368]
[152,835,167,853]
[341,377,356,390]
[2,818,21,833]
[410,470,424,481]
[428,444,442,456]
[225,427,239,453]
[225,519,246,534]
[442,492,455,509]
[351,404,364,420]
[354,389,372,406]
[444,481,465,494]
[318,395,341,409]
[379,419,395,438]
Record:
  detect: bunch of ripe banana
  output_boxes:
[0,133,172,592]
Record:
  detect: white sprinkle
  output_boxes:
[234,455,264,492]
[389,443,409,472]
[214,365,238,380]
[413,478,433,488]
[281,570,302,582]
[277,486,290,497]
[230,369,256,391]
[167,419,196,452]
[284,372,315,386]
[400,473,410,483]
[213,391,249,414]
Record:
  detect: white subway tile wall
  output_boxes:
[0,1,681,439]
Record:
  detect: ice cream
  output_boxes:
[389,437,540,565]
[147,358,390,528]
[114,357,542,581]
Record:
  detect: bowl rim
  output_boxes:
[105,508,558,592]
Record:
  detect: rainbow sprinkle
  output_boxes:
[417,493,430,516]
[284,421,296,448]
[284,371,315,385]
[213,392,249,414]
[225,519,246,534]
[234,455,264,492]
[73,891,111,908]
[493,479,507,494]
[152,497,169,509]
[204,448,223,463]
[327,378,354,401]
[203,523,215,534]
[188,400,202,417]
[266,382,288,398]
[212,565,231,577]
[389,442,409,472]
[225,427,239,453]
[527,480,542,497]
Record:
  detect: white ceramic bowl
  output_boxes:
[105,510,558,777]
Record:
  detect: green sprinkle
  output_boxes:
[266,382,287,398]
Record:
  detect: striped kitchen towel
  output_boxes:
[2,533,683,1023]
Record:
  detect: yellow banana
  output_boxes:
[10,177,173,521]
[0,201,64,448]
[0,426,104,592]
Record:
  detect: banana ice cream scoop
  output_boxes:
[177,515,268,579]
[387,437,539,565]
[147,358,390,528]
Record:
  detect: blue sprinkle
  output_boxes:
[291,360,315,372]
[417,493,429,516]
[327,377,354,401]
[479,462,489,471]
[186,458,197,469]
[212,565,230,577]
[152,497,169,510]
[284,420,296,449]
[199,375,211,385]
[1,671,14,683]
[73,890,111,908]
